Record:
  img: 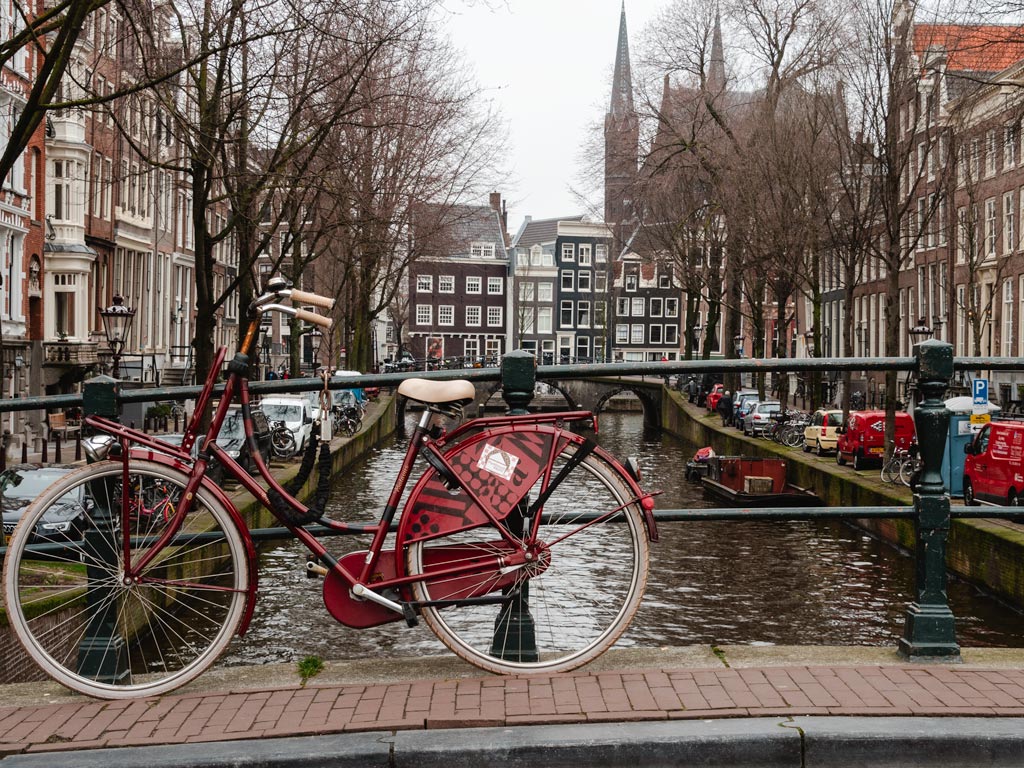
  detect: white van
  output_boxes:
[260,396,314,452]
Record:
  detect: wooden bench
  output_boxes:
[48,412,81,440]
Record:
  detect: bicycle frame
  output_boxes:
[84,309,657,631]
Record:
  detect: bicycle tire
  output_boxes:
[406,443,649,675]
[271,427,297,458]
[341,418,359,437]
[881,457,899,484]
[2,460,249,699]
[899,458,919,487]
[782,427,804,448]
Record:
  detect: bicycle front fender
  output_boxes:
[126,449,260,635]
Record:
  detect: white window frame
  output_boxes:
[466,276,482,294]
[466,306,481,326]
[487,276,503,295]
[415,305,432,326]
[438,275,455,293]
[438,305,454,326]
[416,275,432,292]
[487,305,502,327]
[538,282,553,302]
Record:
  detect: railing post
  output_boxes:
[77,375,130,683]
[490,350,538,662]
[898,339,961,661]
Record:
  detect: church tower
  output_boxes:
[604,2,639,251]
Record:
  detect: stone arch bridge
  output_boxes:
[468,376,666,429]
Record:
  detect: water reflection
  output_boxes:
[217,410,1024,667]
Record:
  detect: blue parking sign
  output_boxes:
[973,378,989,405]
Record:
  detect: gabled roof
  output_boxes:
[445,204,508,260]
[914,24,1024,75]
[512,216,583,249]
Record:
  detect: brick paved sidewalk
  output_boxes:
[4,664,1024,757]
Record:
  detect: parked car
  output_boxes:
[706,383,725,413]
[803,409,845,455]
[732,391,759,428]
[742,401,782,436]
[261,396,315,453]
[963,420,1024,506]
[835,410,916,471]
[1,464,88,544]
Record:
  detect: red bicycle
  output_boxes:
[2,277,656,699]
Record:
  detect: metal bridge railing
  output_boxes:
[0,341,1015,662]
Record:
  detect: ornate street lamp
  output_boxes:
[307,328,323,370]
[733,334,745,357]
[909,317,933,346]
[99,295,136,379]
[804,328,815,357]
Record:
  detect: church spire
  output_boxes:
[708,8,726,94]
[609,1,634,117]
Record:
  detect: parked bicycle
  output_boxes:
[2,275,656,699]
[270,419,299,459]
[880,439,921,487]
[331,403,361,437]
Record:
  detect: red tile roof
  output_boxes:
[914,24,1024,74]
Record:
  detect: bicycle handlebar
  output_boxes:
[290,289,335,311]
[294,307,333,329]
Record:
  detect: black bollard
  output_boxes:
[41,437,48,464]
[20,440,27,464]
[54,434,62,463]
[75,433,82,462]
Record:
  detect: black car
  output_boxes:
[154,405,271,481]
[1,464,88,544]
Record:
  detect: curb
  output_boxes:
[5,717,1024,767]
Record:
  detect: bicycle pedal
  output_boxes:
[401,602,419,627]
[305,555,327,579]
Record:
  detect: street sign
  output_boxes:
[970,413,991,426]
[973,378,989,406]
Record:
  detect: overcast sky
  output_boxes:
[444,0,667,237]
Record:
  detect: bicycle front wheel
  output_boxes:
[2,460,250,699]
[899,458,919,486]
[406,444,649,675]
[881,458,899,484]
[272,428,297,458]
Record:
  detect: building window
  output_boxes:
[658,273,671,288]
[561,270,574,291]
[595,271,607,292]
[986,197,997,256]
[1004,280,1014,356]
[561,243,574,261]
[579,244,592,265]
[631,297,645,316]
[537,307,552,333]
[577,301,591,327]
[578,271,591,292]
[595,244,608,263]
[615,324,629,343]
[625,273,637,291]
[466,306,481,326]
[665,325,678,344]
[416,305,432,325]
[665,298,679,317]
[987,129,998,176]
[630,325,644,344]
[487,276,503,295]
[466,276,481,294]
[1006,123,1019,169]
[470,242,495,258]
[650,297,663,317]
[438,275,454,293]
[416,275,432,292]
[1005,192,1016,255]
[650,325,663,344]
[464,338,479,360]
[438,305,454,325]
[616,297,629,317]
[594,301,606,328]
[519,282,535,301]
[560,300,573,327]
[521,306,535,333]
[487,306,502,327]
[538,282,553,301]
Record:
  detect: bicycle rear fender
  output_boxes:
[126,449,260,634]
[396,424,656,547]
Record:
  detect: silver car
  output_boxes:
[743,401,782,436]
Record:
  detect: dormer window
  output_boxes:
[471,242,495,258]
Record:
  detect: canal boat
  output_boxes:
[699,456,822,507]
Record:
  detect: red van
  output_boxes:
[963,421,1024,506]
[835,410,916,471]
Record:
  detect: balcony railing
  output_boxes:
[43,340,99,366]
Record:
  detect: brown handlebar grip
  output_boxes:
[290,289,335,310]
[294,308,333,329]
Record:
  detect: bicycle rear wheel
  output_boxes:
[899,458,919,487]
[405,443,649,675]
[2,460,249,699]
[881,457,899,484]
[272,427,297,458]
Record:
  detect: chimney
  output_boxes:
[490,191,509,245]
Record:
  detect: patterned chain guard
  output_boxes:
[399,426,572,545]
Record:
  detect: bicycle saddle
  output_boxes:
[398,378,476,407]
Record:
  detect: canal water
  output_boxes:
[217,411,1024,667]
